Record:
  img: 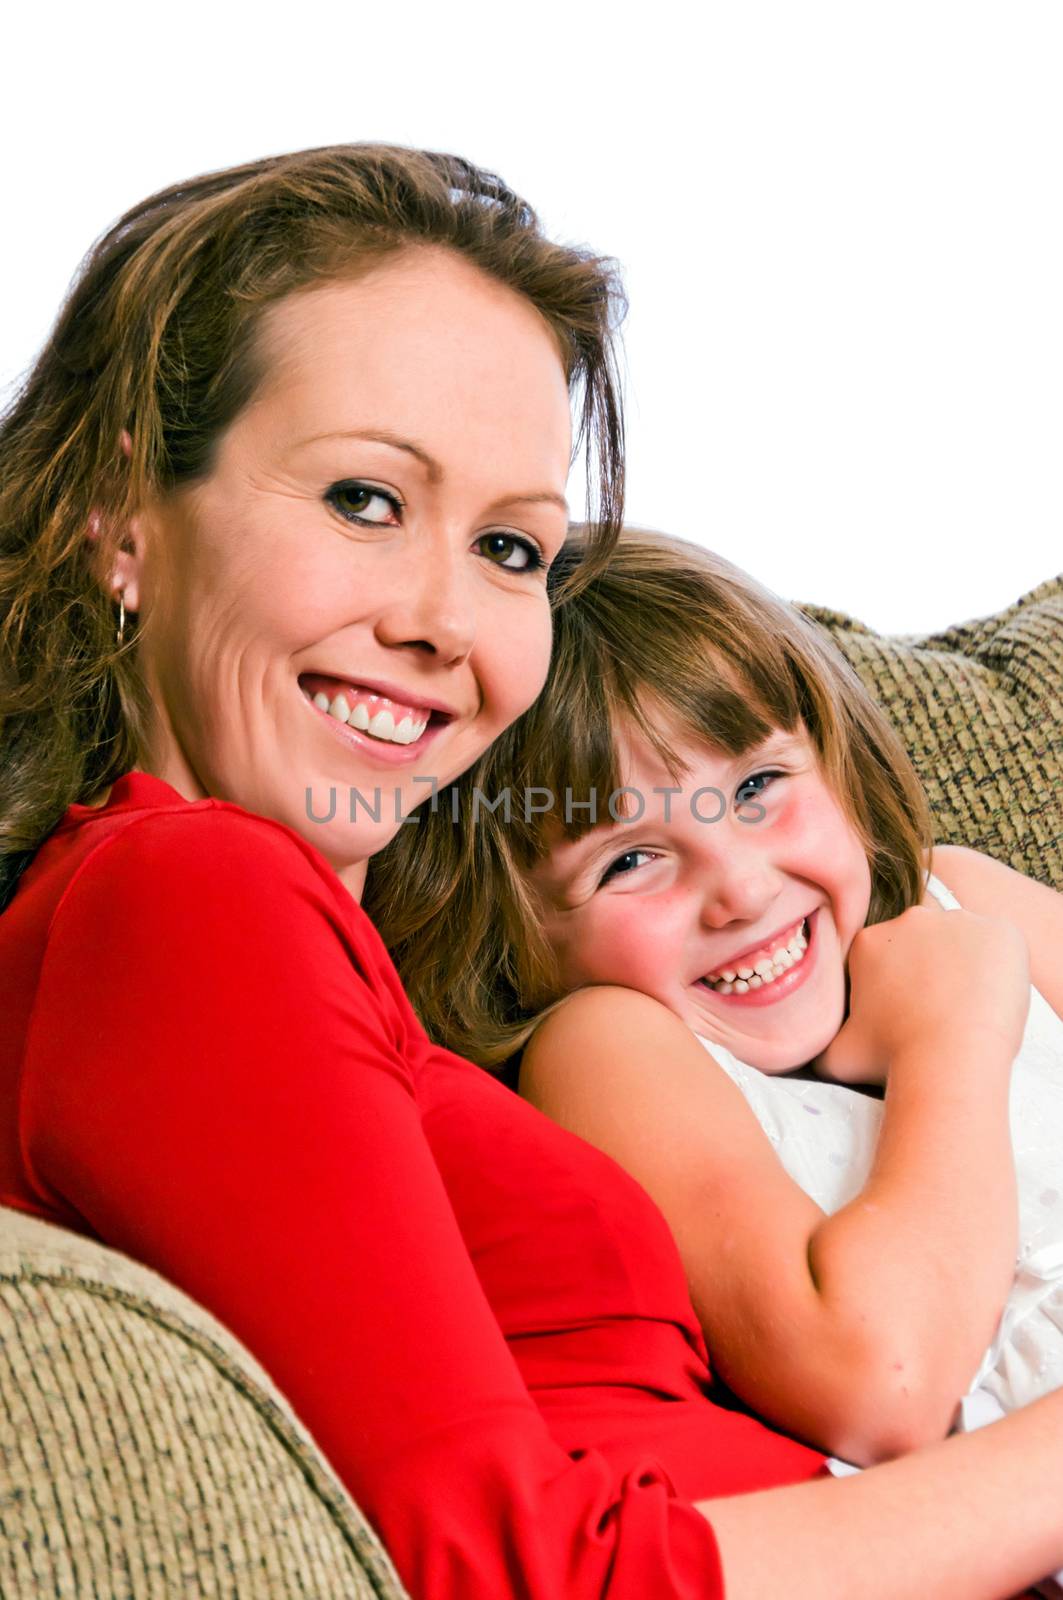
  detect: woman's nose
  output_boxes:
[373,539,476,663]
[697,840,781,930]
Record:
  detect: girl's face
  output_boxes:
[528,718,874,1073]
[117,248,573,897]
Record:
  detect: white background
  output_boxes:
[2,1,1059,632]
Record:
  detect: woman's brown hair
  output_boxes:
[0,143,627,908]
[365,527,934,1069]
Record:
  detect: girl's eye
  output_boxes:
[325,482,402,525]
[477,532,545,573]
[735,769,784,805]
[598,848,656,887]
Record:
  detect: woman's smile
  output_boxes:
[299,671,460,765]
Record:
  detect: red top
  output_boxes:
[1,772,826,1599]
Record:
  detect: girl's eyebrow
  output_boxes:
[537,820,630,899]
[757,730,804,760]
[555,820,633,881]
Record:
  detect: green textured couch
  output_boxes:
[1,575,1060,1599]
[800,573,1063,891]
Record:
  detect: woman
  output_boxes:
[1,143,1062,1600]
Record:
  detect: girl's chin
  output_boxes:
[708,1009,847,1076]
[743,1049,820,1076]
[746,1024,846,1076]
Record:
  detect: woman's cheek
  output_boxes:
[492,591,554,725]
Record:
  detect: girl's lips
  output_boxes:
[696,909,819,1008]
[300,682,453,768]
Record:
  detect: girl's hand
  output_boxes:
[814,905,1030,1086]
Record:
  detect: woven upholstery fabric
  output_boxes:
[0,1206,411,1600]
[799,574,1063,892]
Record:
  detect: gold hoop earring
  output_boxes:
[116,588,126,647]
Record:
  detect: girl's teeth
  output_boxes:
[311,686,428,744]
[702,920,810,994]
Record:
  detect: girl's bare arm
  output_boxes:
[703,1382,1063,1600]
[520,911,1025,1465]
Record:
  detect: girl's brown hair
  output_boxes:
[365,527,934,1068]
[0,143,627,908]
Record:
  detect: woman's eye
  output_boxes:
[735,769,784,805]
[325,482,402,525]
[477,532,545,573]
[598,848,655,887]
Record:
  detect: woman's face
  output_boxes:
[122,248,573,896]
[528,718,874,1073]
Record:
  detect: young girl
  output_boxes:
[367,526,1063,1476]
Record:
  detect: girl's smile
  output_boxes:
[695,908,816,1005]
[529,718,874,1074]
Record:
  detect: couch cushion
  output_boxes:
[799,575,1063,892]
[0,1205,411,1600]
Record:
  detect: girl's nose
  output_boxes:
[373,539,476,664]
[697,840,781,930]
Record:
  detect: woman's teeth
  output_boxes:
[312,689,429,746]
[701,919,809,995]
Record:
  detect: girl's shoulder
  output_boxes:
[927,843,1036,912]
[920,844,983,908]
[923,846,1063,1018]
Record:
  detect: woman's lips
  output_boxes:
[300,680,452,768]
[696,909,819,1008]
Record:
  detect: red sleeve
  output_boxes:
[20,811,725,1600]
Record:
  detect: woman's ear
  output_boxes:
[108,530,144,615]
[83,431,146,613]
[84,509,146,615]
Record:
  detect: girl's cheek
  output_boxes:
[605,909,676,986]
[778,786,847,856]
[570,906,659,987]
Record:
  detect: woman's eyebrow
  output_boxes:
[295,427,569,514]
[488,488,570,515]
[297,427,443,481]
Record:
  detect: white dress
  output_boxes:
[694,872,1063,1423]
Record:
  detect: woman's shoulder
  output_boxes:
[53,790,388,968]
[68,796,338,900]
[39,783,440,1059]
